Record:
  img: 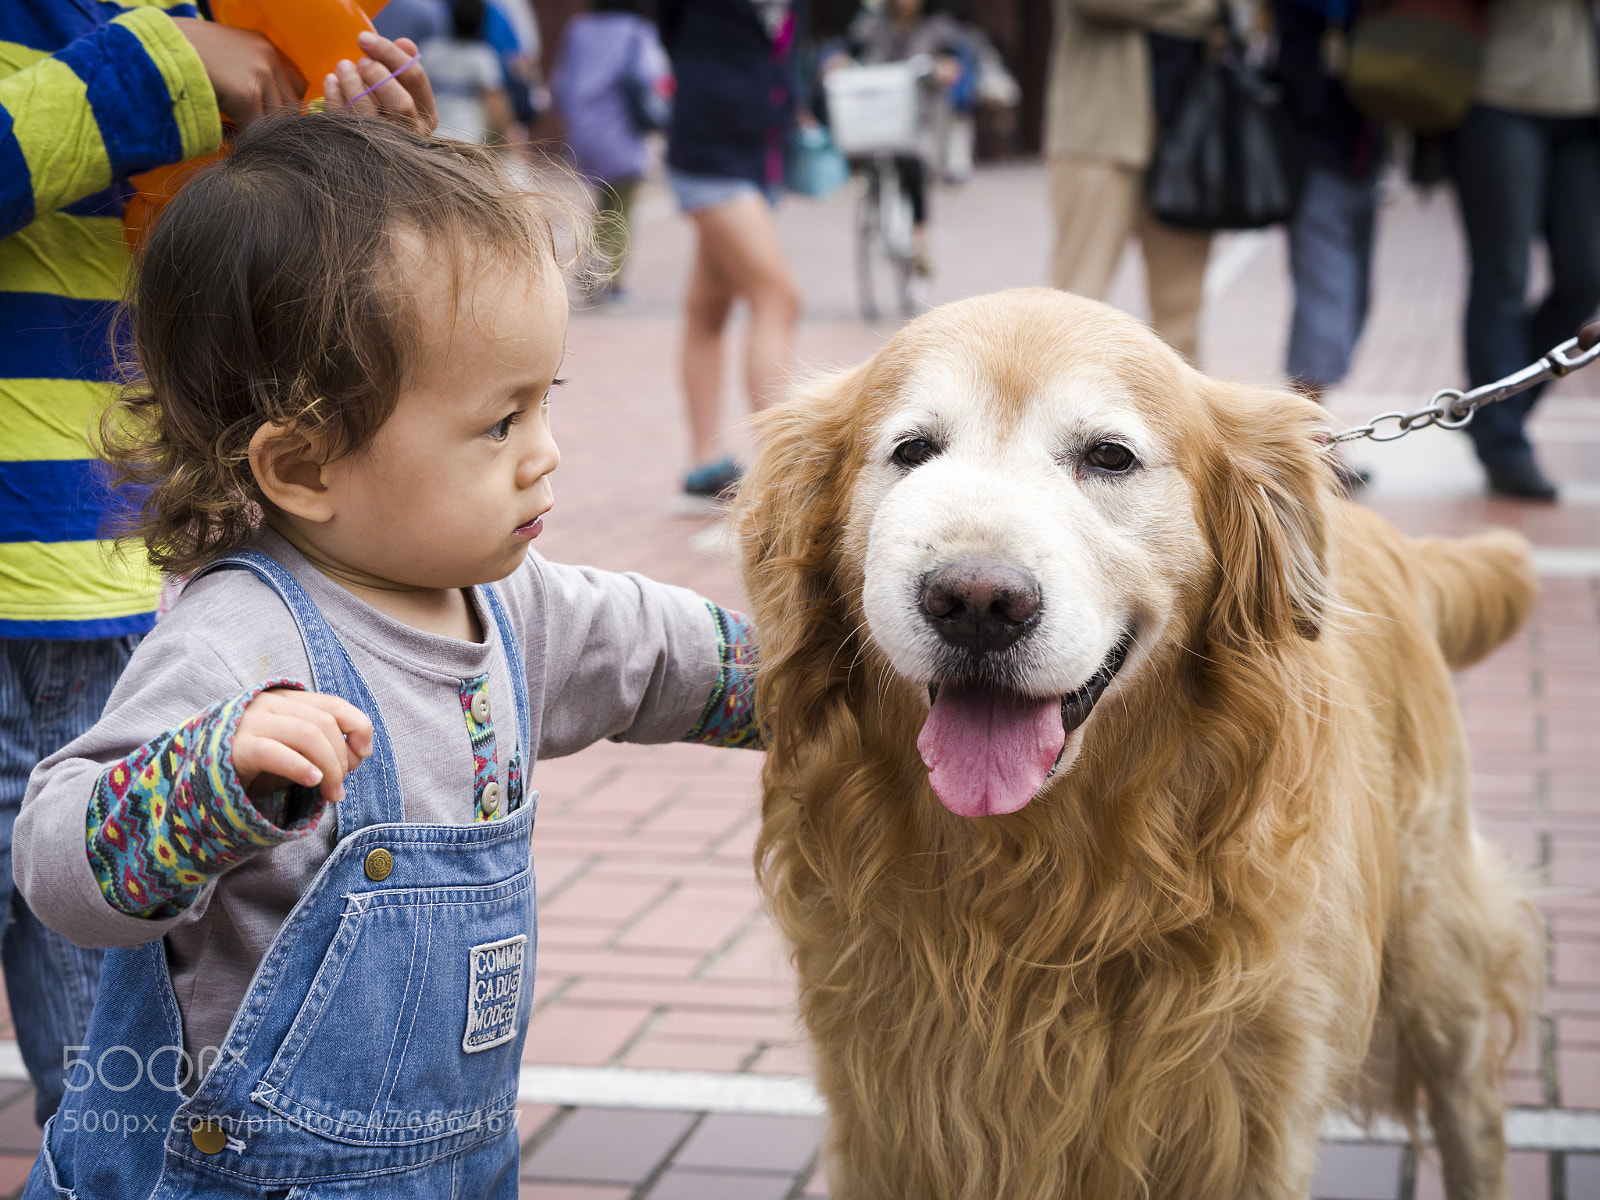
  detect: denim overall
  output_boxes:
[28,551,537,1198]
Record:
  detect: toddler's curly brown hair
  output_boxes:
[104,111,574,575]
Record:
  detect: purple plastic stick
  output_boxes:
[343,53,421,107]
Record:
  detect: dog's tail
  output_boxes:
[1410,530,1537,670]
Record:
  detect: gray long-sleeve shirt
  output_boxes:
[14,528,724,1066]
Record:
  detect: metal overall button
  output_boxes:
[470,691,490,724]
[481,781,501,816]
[191,1121,227,1154]
[364,848,394,881]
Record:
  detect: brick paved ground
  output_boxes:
[0,163,1594,1199]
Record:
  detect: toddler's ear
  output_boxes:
[248,423,336,523]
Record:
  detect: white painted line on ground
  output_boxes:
[1532,547,1600,577]
[0,1047,1589,1148]
[0,1041,23,1085]
[1505,1108,1600,1152]
[518,1065,825,1117]
[514,1066,1600,1151]
[1203,229,1270,302]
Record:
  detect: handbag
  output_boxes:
[1145,23,1306,231]
[1343,0,1488,134]
[785,123,850,198]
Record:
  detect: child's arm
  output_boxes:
[510,556,759,757]
[80,683,370,924]
[13,587,369,949]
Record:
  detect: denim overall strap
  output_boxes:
[189,549,403,832]
[476,581,532,768]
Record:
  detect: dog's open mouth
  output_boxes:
[917,633,1133,819]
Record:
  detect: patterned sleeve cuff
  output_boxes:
[86,679,326,920]
[682,602,762,750]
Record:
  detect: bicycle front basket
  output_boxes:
[824,62,923,157]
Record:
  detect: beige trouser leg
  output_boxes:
[1050,154,1213,364]
[1136,205,1212,364]
[1048,155,1138,300]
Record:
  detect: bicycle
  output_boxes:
[852,153,918,320]
[824,57,935,321]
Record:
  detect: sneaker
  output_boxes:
[1485,453,1558,503]
[683,456,741,501]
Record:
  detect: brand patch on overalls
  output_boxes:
[463,934,526,1053]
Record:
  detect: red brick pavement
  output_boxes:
[0,164,1595,1199]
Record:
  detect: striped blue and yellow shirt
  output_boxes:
[0,1,220,638]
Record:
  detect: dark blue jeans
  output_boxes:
[1286,163,1379,390]
[1450,105,1600,466]
[0,637,139,1125]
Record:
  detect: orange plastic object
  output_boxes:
[123,0,389,250]
[210,0,384,106]
[122,157,217,250]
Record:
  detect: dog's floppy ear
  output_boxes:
[733,366,869,757]
[1200,383,1337,649]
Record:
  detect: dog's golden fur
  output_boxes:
[734,290,1541,1200]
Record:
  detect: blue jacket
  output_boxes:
[659,0,798,186]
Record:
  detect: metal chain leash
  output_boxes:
[1322,322,1600,447]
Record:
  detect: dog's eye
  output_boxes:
[1085,442,1137,474]
[892,438,940,469]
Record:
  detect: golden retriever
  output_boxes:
[734,289,1541,1200]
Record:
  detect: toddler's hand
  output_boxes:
[323,31,438,133]
[234,689,374,808]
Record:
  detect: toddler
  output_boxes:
[15,112,756,1199]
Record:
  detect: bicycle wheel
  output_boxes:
[860,161,918,322]
[854,169,887,322]
[877,173,917,318]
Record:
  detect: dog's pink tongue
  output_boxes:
[917,685,1064,818]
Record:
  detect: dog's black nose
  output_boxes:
[919,558,1042,655]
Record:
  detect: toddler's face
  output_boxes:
[320,250,567,590]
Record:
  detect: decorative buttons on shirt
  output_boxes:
[364,848,394,881]
[481,781,501,816]
[191,1122,227,1155]
[470,691,491,724]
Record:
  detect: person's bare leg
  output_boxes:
[682,217,737,467]
[692,193,800,414]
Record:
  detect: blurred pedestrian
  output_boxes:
[423,0,514,144]
[1448,0,1600,501]
[1275,0,1383,409]
[660,0,803,504]
[1274,0,1380,492]
[486,0,552,132]
[825,0,971,274]
[374,0,449,45]
[553,0,673,301]
[0,1,434,1129]
[1044,0,1216,362]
